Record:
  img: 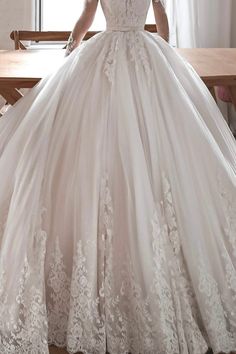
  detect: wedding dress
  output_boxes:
[0,0,236,353]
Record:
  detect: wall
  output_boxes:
[0,0,34,49]
[231,0,236,47]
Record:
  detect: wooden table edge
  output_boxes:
[0,78,41,88]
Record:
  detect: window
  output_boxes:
[39,0,156,31]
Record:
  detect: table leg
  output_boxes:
[0,88,23,105]
[229,86,236,111]
[208,86,217,102]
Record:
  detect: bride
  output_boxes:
[0,0,236,353]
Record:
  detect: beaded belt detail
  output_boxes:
[106,25,145,32]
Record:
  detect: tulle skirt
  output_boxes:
[0,30,236,354]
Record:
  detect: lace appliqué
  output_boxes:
[1,172,236,353]
[103,32,152,85]
[102,0,149,29]
[0,212,48,354]
[103,35,120,84]
[45,173,209,353]
[101,0,152,84]
[196,172,236,352]
[198,258,236,353]
[47,237,71,347]
[151,173,208,353]
[127,31,152,84]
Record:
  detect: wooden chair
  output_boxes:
[10,25,157,50]
[1,25,158,117]
[5,31,87,115]
[10,30,101,49]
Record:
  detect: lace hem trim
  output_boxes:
[0,172,236,353]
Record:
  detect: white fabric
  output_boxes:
[167,0,232,48]
[0,0,236,353]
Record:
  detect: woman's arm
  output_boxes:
[65,0,98,56]
[152,0,169,42]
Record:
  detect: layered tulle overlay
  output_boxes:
[1,8,236,354]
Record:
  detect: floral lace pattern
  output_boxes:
[0,228,49,354]
[198,257,236,353]
[100,0,153,85]
[102,31,152,85]
[195,171,236,353]
[47,237,71,347]
[0,172,236,353]
[63,0,154,85]
[103,35,120,84]
[101,0,150,30]
[126,31,152,84]
[151,174,208,353]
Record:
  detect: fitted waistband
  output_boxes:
[105,25,145,32]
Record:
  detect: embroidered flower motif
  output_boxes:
[101,0,152,84]
[198,258,235,353]
[151,174,208,353]
[102,0,149,29]
[0,216,49,354]
[0,172,236,353]
[126,31,152,84]
[103,35,120,84]
[47,237,71,347]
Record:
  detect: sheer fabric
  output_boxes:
[0,0,236,353]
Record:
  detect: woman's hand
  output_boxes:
[152,0,169,42]
[65,33,79,57]
[65,0,98,57]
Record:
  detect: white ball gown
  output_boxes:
[0,0,236,353]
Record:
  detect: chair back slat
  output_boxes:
[10,26,157,50]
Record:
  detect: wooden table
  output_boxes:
[177,48,236,106]
[0,48,236,107]
[0,50,65,105]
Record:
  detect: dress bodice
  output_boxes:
[100,0,152,31]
